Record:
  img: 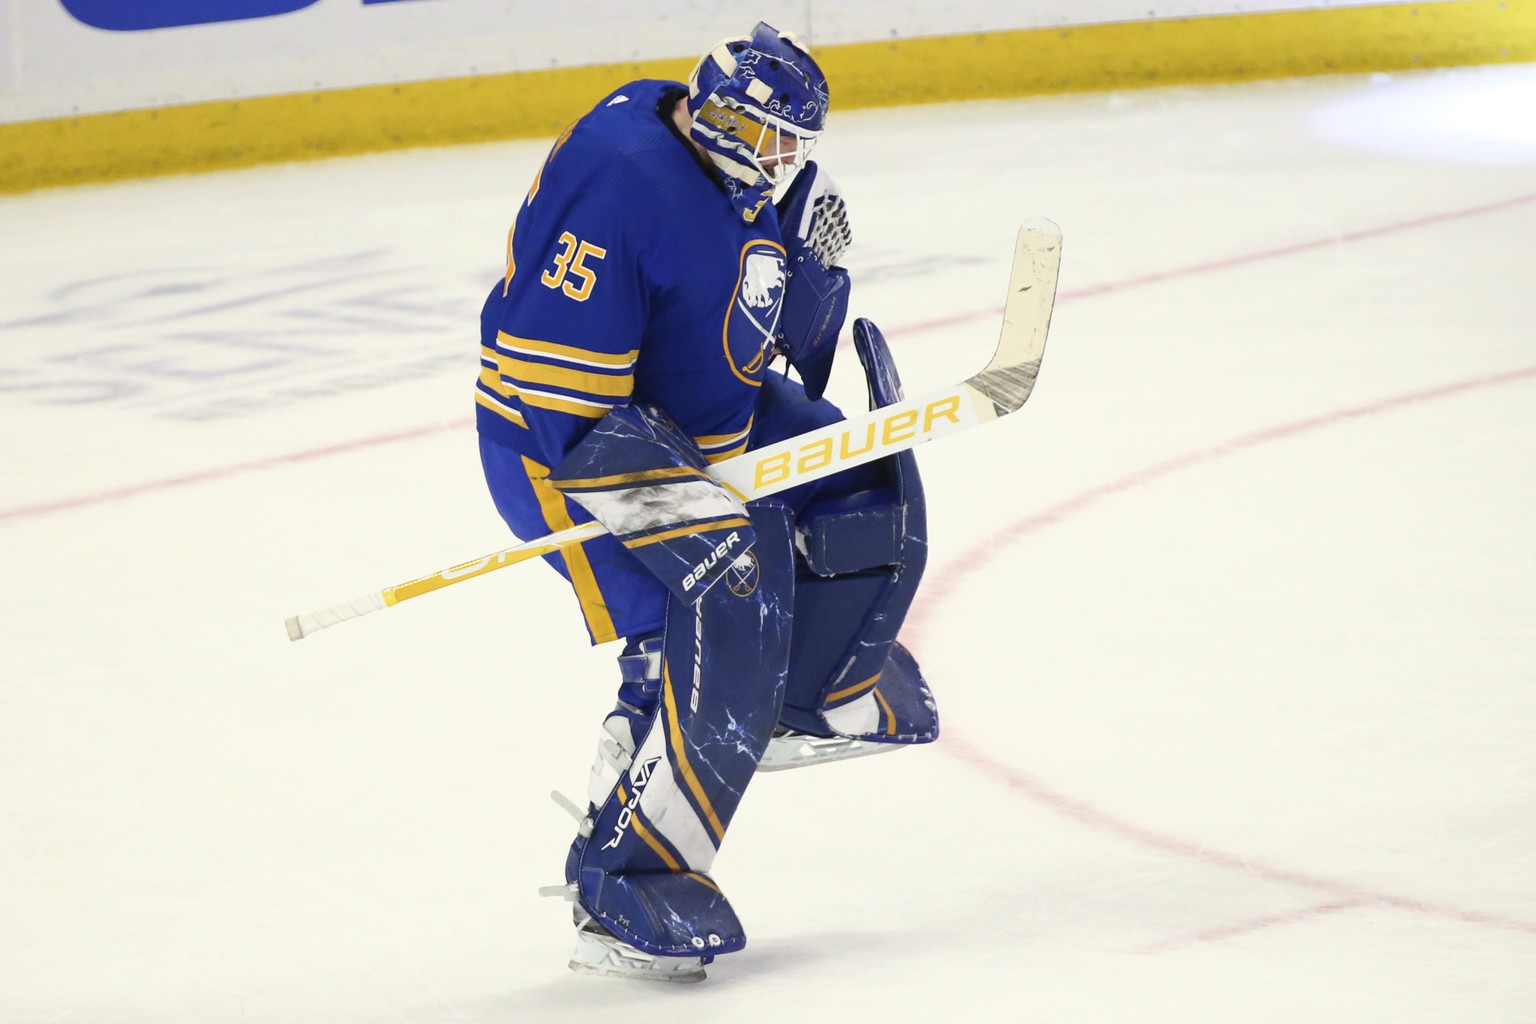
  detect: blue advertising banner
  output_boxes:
[61,0,321,31]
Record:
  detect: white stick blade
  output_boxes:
[968,219,1062,416]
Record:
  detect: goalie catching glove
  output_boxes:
[774,161,852,401]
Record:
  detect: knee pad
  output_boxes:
[549,403,758,604]
[779,319,938,746]
[570,501,795,957]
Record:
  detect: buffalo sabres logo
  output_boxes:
[725,551,760,597]
[724,239,786,384]
[741,253,783,308]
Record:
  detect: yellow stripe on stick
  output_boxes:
[383,531,566,606]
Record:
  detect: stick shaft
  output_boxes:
[286,221,1061,641]
[284,521,605,640]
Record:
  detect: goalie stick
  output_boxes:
[285,218,1061,641]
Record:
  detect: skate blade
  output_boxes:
[568,929,707,983]
[756,732,905,772]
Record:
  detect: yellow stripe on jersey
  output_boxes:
[702,439,750,464]
[483,346,613,418]
[502,355,633,399]
[478,352,511,397]
[695,418,753,464]
[502,221,517,296]
[526,121,577,209]
[498,331,639,369]
[693,420,752,447]
[514,387,614,419]
[474,388,527,428]
[521,455,618,645]
[476,350,527,427]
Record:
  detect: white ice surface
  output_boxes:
[3,65,1535,1023]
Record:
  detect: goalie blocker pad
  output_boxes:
[779,318,938,745]
[549,404,756,603]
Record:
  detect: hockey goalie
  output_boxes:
[473,23,939,981]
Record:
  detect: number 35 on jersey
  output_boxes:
[542,232,607,301]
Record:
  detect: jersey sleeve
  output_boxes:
[478,140,665,471]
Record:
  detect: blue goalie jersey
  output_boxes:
[476,79,787,471]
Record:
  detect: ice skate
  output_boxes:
[568,911,710,983]
[757,727,905,771]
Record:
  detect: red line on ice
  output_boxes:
[908,364,1536,943]
[1127,899,1371,955]
[900,189,1536,332]
[2,188,1533,528]
[0,423,455,524]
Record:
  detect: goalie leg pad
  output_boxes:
[778,513,936,747]
[776,318,937,750]
[570,502,795,957]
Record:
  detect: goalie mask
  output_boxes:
[686,22,829,223]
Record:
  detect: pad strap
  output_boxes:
[779,319,937,744]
